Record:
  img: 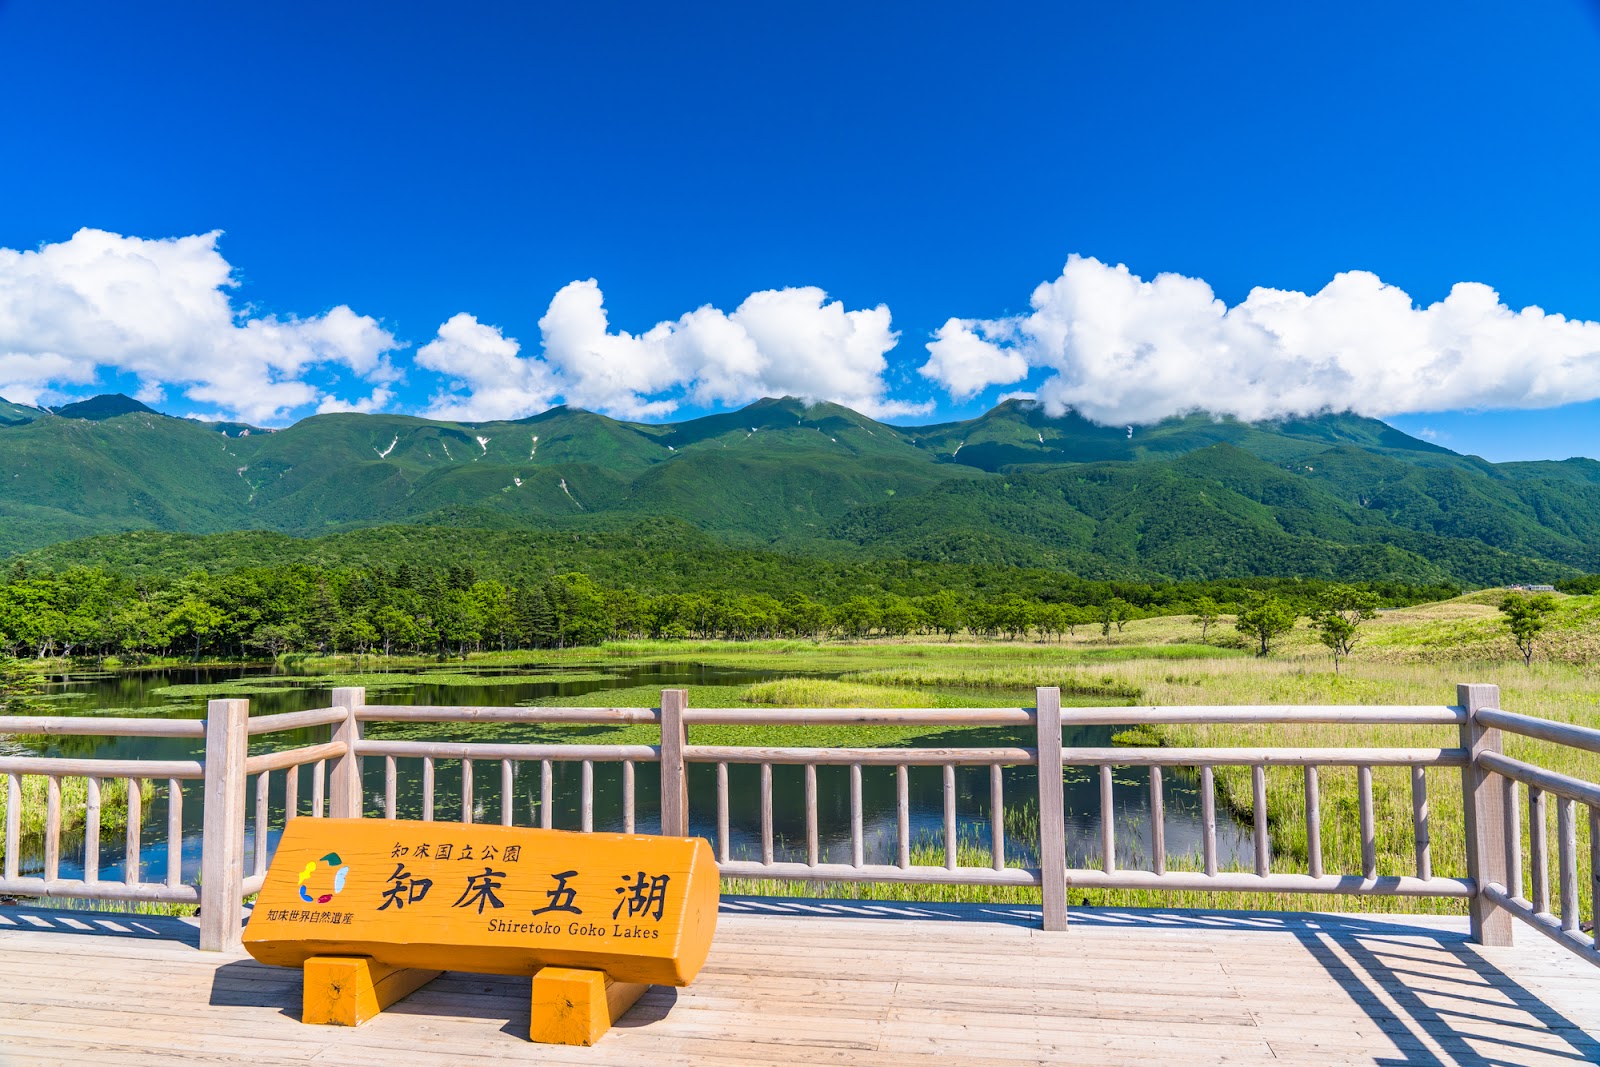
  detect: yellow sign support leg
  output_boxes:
[528,966,649,1045]
[302,955,442,1026]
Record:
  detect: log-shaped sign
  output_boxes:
[243,818,720,986]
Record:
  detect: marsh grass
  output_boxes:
[722,642,1597,918]
[0,774,153,843]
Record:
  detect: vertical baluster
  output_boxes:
[622,760,635,834]
[311,760,326,818]
[581,760,594,833]
[717,763,730,863]
[84,776,101,883]
[502,760,515,827]
[1556,798,1578,933]
[44,776,61,882]
[1411,766,1431,881]
[167,779,183,886]
[2,774,16,881]
[1590,805,1599,934]
[284,764,299,822]
[896,765,910,870]
[462,758,475,824]
[1358,766,1376,879]
[760,763,774,866]
[850,764,864,869]
[125,777,142,885]
[1587,809,1600,934]
[421,757,435,822]
[1099,764,1115,873]
[1529,786,1549,914]
[990,764,1006,872]
[254,772,269,876]
[384,756,397,819]
[943,764,957,870]
[1304,766,1321,879]
[1252,765,1269,877]
[804,764,818,867]
[1200,765,1217,877]
[540,759,552,829]
[1148,765,1165,877]
[1504,776,1523,899]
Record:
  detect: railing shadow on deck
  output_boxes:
[728,898,1600,1065]
[0,902,199,946]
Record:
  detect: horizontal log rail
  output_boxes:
[1,682,1595,969]
[683,745,1037,766]
[1480,882,1600,966]
[1477,751,1600,808]
[0,756,204,779]
[1475,707,1600,757]
[243,740,347,776]
[1062,746,1469,767]
[355,740,659,762]
[358,705,661,724]
[1061,870,1474,897]
[0,876,200,904]
[0,715,206,738]
[1057,705,1467,726]
[245,706,346,735]
[682,707,1035,726]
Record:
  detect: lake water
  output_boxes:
[4,661,1254,888]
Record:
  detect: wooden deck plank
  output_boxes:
[2,902,1597,1066]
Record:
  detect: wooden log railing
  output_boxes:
[0,681,1595,964]
[0,715,204,907]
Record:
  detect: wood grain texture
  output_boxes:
[1303,766,1321,880]
[5,902,1598,1066]
[1462,682,1514,947]
[1030,687,1068,927]
[330,687,364,820]
[200,698,249,952]
[1148,766,1164,877]
[243,819,720,986]
[659,689,689,838]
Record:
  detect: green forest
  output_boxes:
[0,550,1465,661]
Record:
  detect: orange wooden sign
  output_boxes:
[243,818,719,986]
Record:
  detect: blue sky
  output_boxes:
[2,1,1600,460]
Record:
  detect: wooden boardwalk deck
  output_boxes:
[2,899,1597,1066]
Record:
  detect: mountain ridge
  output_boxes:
[1,392,1595,585]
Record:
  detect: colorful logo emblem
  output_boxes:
[298,852,350,904]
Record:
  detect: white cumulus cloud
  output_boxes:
[419,280,928,421]
[416,313,556,422]
[0,228,400,423]
[921,255,1600,425]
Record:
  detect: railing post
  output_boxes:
[1036,686,1068,930]
[1461,682,1513,946]
[330,687,365,819]
[660,689,689,837]
[200,698,249,951]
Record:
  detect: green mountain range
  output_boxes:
[3,392,1597,585]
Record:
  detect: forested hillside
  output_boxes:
[3,392,1597,586]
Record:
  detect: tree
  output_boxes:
[1235,597,1298,657]
[1500,592,1556,667]
[163,597,225,660]
[248,622,305,658]
[919,590,964,641]
[1100,598,1131,636]
[1192,597,1220,643]
[1310,585,1379,673]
